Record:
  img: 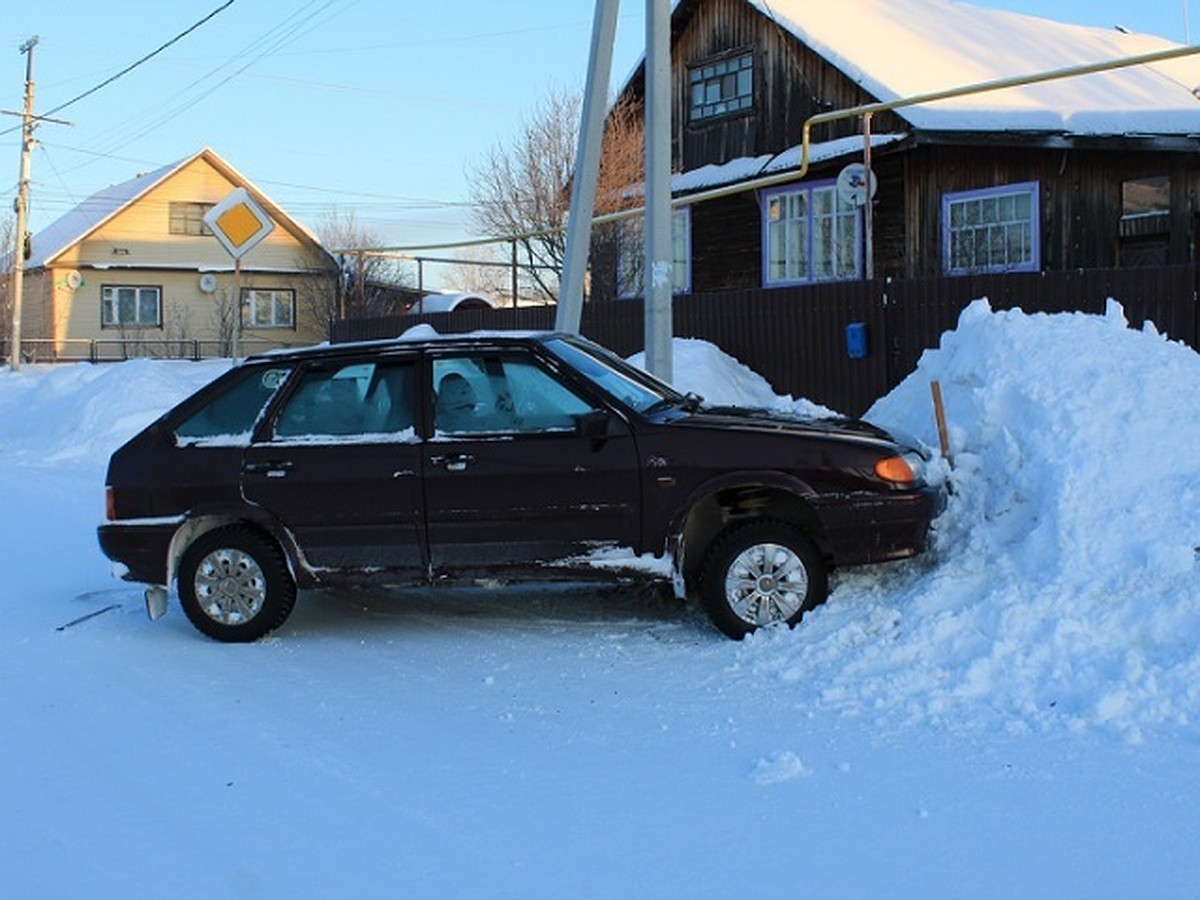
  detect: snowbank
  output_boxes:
[733,300,1200,743]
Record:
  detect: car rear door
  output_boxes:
[422,348,641,574]
[241,354,426,574]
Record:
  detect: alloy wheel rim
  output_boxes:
[724,542,808,626]
[194,547,267,625]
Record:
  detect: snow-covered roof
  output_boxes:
[25,147,326,269]
[25,160,178,269]
[671,133,906,194]
[750,0,1200,135]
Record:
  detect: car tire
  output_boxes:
[178,525,296,642]
[699,520,828,639]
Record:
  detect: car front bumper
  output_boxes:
[816,484,946,566]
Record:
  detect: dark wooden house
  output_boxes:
[591,0,1200,300]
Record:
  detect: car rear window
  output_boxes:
[173,367,290,446]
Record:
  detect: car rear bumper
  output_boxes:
[817,484,945,566]
[97,521,177,585]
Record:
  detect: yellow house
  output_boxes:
[22,147,338,360]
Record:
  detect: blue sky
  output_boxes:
[1,0,1196,256]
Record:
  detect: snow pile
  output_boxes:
[0,358,230,468]
[728,300,1200,743]
[630,336,833,417]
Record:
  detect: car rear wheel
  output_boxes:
[700,520,828,639]
[178,526,296,642]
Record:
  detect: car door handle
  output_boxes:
[244,460,295,477]
[429,453,474,472]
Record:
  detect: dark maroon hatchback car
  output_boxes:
[99,331,943,642]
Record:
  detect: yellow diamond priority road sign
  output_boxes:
[204,188,275,260]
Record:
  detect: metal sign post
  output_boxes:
[203,188,275,358]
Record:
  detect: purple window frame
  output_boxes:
[760,180,862,288]
[942,181,1040,276]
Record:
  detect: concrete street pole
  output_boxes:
[556,0,620,334]
[643,0,673,383]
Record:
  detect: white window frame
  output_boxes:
[168,201,214,236]
[616,207,692,299]
[243,288,296,330]
[942,181,1040,275]
[101,285,162,329]
[762,181,861,287]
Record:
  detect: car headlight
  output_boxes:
[873,451,926,485]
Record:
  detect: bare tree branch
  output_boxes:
[302,210,413,326]
[467,89,644,304]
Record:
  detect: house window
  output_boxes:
[169,201,214,236]
[762,182,861,286]
[1118,176,1170,266]
[102,285,161,328]
[1122,176,1170,218]
[617,208,692,298]
[688,51,754,122]
[244,288,296,329]
[943,182,1039,275]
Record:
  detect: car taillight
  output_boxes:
[105,486,116,521]
[874,453,923,485]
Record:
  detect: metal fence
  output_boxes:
[10,266,1191,416]
[1,337,306,365]
[333,265,1198,416]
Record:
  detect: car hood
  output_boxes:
[669,405,909,449]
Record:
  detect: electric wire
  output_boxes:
[73,0,351,170]
[0,0,238,138]
[41,0,237,121]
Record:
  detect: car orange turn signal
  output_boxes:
[874,455,917,484]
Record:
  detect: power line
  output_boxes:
[75,0,348,167]
[30,139,474,209]
[42,0,237,120]
[0,0,238,138]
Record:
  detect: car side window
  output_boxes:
[432,354,593,435]
[273,361,417,442]
[173,366,290,446]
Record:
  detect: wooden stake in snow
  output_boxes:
[931,380,953,468]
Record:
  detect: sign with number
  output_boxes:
[836,163,878,208]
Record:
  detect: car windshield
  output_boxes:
[544,336,684,414]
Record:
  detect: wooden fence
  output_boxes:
[333,265,1198,416]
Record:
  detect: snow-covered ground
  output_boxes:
[2,300,1199,898]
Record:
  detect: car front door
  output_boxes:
[241,356,426,575]
[422,350,641,575]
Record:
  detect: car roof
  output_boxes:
[245,329,567,365]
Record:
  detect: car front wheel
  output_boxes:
[700,521,828,639]
[178,526,296,642]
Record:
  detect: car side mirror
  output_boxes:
[576,408,612,444]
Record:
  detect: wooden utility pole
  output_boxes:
[4,37,67,370]
[8,37,38,371]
